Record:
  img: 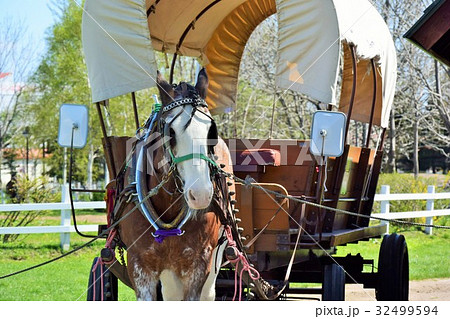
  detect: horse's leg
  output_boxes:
[129,259,159,301]
[200,239,227,300]
[180,267,209,301]
[160,269,183,301]
[179,244,217,300]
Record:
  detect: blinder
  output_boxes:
[207,121,218,155]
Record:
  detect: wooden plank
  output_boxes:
[235,183,254,253]
[346,147,371,228]
[299,224,387,247]
[408,0,450,50]
[252,184,289,230]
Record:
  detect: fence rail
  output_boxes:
[0,185,105,250]
[372,185,450,235]
[0,185,449,249]
[0,201,105,212]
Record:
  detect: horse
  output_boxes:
[117,69,234,300]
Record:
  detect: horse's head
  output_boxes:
[157,69,218,210]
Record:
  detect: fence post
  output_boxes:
[60,184,71,251]
[380,185,390,234]
[425,185,435,235]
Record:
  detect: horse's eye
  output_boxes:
[169,128,176,147]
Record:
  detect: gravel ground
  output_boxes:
[346,278,450,301]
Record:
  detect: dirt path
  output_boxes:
[346,278,450,301]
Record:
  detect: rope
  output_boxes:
[218,169,450,230]
[0,169,172,280]
[0,237,98,280]
[224,226,260,301]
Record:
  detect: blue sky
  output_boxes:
[0,0,57,70]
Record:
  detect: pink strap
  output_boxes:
[225,226,260,301]
[92,258,104,301]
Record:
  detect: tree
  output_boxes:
[30,1,158,187]
[376,0,449,174]
[217,15,316,141]
[0,17,37,187]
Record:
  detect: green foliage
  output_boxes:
[375,173,450,232]
[29,1,91,183]
[0,175,58,243]
[29,1,158,185]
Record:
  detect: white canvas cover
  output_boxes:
[275,0,341,105]
[81,0,396,127]
[333,0,397,128]
[275,0,396,128]
[82,0,157,103]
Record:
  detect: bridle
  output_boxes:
[160,96,218,170]
[134,86,219,240]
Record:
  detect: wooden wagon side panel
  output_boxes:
[102,136,133,181]
[234,183,289,253]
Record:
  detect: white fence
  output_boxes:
[372,185,450,235]
[0,185,449,250]
[0,185,105,250]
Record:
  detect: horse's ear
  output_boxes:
[195,68,209,99]
[157,70,174,105]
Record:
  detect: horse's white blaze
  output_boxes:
[170,105,214,210]
[160,269,184,301]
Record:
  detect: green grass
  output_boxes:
[0,227,449,300]
[335,230,450,280]
[0,233,135,301]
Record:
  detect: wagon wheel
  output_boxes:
[322,263,346,301]
[87,257,118,301]
[376,233,409,301]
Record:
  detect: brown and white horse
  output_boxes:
[118,70,233,300]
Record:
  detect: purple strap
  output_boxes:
[154,229,183,243]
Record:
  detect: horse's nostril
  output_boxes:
[188,189,196,202]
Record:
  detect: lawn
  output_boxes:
[336,229,450,280]
[0,224,448,300]
[0,233,136,301]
